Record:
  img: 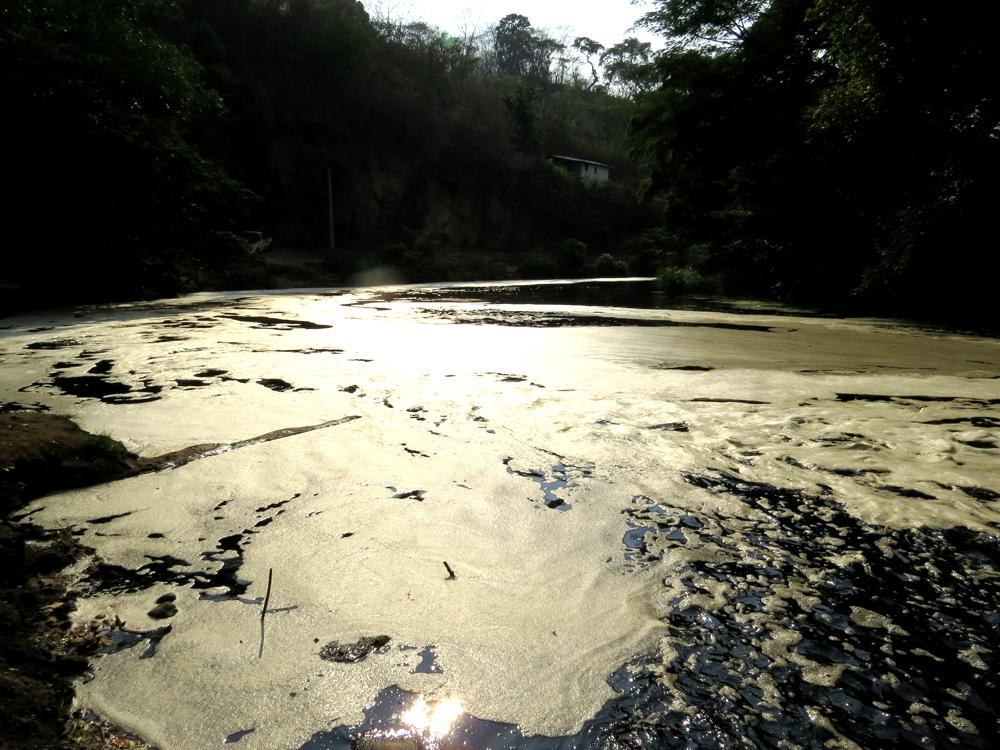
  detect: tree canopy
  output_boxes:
[632,0,1000,321]
[1,1,654,307]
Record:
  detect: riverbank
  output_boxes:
[0,409,151,749]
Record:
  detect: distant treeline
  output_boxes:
[633,0,1000,322]
[3,0,997,324]
[1,0,655,306]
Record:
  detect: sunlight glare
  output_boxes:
[400,695,464,741]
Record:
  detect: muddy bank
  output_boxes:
[0,411,149,749]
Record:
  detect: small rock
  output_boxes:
[155,593,177,604]
[319,635,390,663]
[147,602,177,620]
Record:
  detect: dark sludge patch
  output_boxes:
[195,369,228,378]
[51,375,162,404]
[840,393,1000,407]
[593,468,1000,750]
[411,645,444,674]
[24,339,81,350]
[813,433,887,450]
[957,438,998,449]
[154,317,217,330]
[175,379,209,388]
[0,401,49,414]
[258,378,293,392]
[621,495,701,569]
[654,364,716,371]
[959,486,1000,502]
[80,528,262,602]
[783,456,891,477]
[253,348,344,355]
[220,314,331,330]
[86,511,133,524]
[688,397,769,405]
[391,490,425,501]
[647,422,689,432]
[52,376,131,399]
[93,620,172,660]
[502,457,578,510]
[81,555,197,595]
[319,635,391,663]
[879,485,938,500]
[86,359,114,375]
[425,309,779,331]
[224,728,256,744]
[195,533,253,600]
[255,493,301,513]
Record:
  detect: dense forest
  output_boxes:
[2,0,655,306]
[2,0,997,322]
[633,0,999,322]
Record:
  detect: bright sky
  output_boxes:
[364,0,660,48]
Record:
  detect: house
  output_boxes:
[550,155,611,185]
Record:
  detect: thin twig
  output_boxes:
[443,561,456,580]
[261,568,273,621]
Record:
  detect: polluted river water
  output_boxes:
[2,278,999,749]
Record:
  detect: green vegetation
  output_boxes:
[3,1,994,323]
[84,432,131,460]
[1,1,657,310]
[632,0,998,321]
[656,266,721,295]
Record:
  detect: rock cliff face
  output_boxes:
[340,151,524,251]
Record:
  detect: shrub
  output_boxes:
[592,253,630,277]
[656,265,722,294]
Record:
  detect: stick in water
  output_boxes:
[443,561,456,580]
[261,568,273,621]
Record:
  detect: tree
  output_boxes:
[2,0,249,302]
[572,36,604,89]
[601,38,654,97]
[492,14,563,83]
[633,0,1000,320]
[639,0,767,51]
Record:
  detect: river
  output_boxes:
[2,279,998,749]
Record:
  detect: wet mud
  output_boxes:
[4,281,999,749]
[305,468,1000,750]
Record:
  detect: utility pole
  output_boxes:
[327,167,336,251]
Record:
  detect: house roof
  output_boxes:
[550,154,612,169]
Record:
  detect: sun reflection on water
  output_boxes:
[400,695,464,740]
[359,695,465,749]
